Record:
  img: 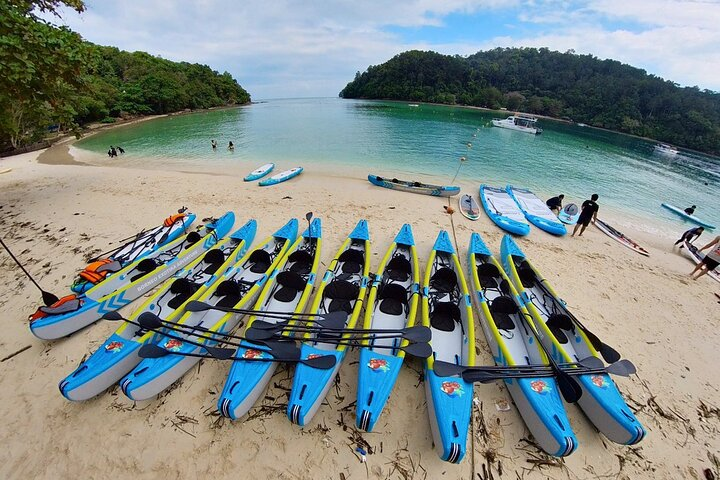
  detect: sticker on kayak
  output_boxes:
[105,341,124,353]
[530,380,551,394]
[243,349,267,359]
[367,358,389,372]
[165,339,183,352]
[441,381,464,397]
[591,375,609,389]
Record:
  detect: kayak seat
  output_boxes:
[131,258,158,282]
[546,314,573,344]
[38,299,82,316]
[378,283,408,316]
[287,249,314,274]
[476,262,500,289]
[248,249,273,274]
[184,231,202,247]
[324,279,360,314]
[517,263,537,288]
[386,255,412,282]
[430,301,460,332]
[338,248,364,274]
[430,267,457,294]
[214,280,244,308]
[273,271,307,302]
[167,278,200,309]
[95,260,123,274]
[202,248,226,275]
[489,296,519,330]
[499,279,512,295]
[341,261,361,274]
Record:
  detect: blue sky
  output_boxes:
[50,0,720,99]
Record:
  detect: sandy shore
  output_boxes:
[0,146,718,480]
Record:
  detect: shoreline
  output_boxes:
[0,147,718,479]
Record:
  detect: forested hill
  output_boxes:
[1,1,250,151]
[340,48,720,154]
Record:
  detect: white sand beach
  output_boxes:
[0,140,718,480]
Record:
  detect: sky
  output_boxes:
[49,0,720,100]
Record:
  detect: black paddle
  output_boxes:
[0,237,59,306]
[138,343,337,369]
[250,319,431,342]
[528,268,622,364]
[433,357,636,379]
[305,338,432,358]
[245,323,431,343]
[305,211,313,234]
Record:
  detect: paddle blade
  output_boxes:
[263,339,300,359]
[403,342,431,358]
[42,290,60,307]
[432,360,465,377]
[185,300,212,312]
[462,370,501,384]
[250,319,286,331]
[598,343,622,364]
[102,311,125,321]
[305,212,313,222]
[556,370,583,403]
[137,312,165,330]
[205,346,235,360]
[244,327,275,341]
[576,356,604,370]
[302,354,336,369]
[138,344,171,359]
[318,311,347,329]
[605,359,636,377]
[402,326,431,343]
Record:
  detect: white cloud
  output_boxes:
[46,0,720,97]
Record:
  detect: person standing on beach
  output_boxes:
[674,226,704,249]
[545,194,564,214]
[690,235,720,280]
[572,194,599,237]
[211,140,217,150]
[684,205,696,215]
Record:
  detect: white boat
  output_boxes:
[491,113,542,135]
[654,143,678,155]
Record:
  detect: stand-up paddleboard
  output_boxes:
[661,203,715,229]
[458,194,480,220]
[507,186,567,236]
[244,163,274,182]
[422,230,475,463]
[501,235,646,446]
[479,185,530,236]
[595,219,649,257]
[259,167,303,186]
[683,240,720,283]
[558,204,579,225]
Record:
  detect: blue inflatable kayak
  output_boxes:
[259,167,303,186]
[368,174,460,197]
[507,186,567,236]
[479,185,531,236]
[661,203,715,229]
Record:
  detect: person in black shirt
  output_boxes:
[674,226,704,249]
[545,194,564,214]
[572,194,599,237]
[684,205,696,215]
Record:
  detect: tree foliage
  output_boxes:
[340,48,720,154]
[1,1,250,150]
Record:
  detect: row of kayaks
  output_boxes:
[36,212,644,464]
[243,163,304,186]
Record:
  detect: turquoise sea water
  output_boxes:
[76,97,719,233]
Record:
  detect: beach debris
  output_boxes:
[494,399,511,412]
[1,345,32,362]
[282,196,292,200]
[356,447,367,463]
[443,205,455,215]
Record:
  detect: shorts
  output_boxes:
[702,255,719,270]
[577,215,592,227]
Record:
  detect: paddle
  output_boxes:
[305,338,432,358]
[184,300,349,323]
[525,269,623,364]
[0,237,59,306]
[433,357,635,380]
[138,344,337,369]
[246,322,431,343]
[305,211,313,234]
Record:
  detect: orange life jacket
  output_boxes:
[29,294,83,322]
[78,259,115,285]
[164,213,187,227]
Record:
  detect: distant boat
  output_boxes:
[654,143,678,155]
[577,123,587,127]
[491,113,542,135]
[408,104,419,107]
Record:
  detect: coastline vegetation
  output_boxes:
[340,49,720,155]
[0,0,250,152]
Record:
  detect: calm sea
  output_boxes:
[76,97,719,235]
